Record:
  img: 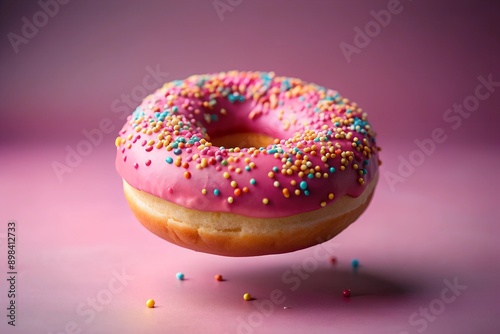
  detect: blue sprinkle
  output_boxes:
[245,166,251,171]
[299,181,308,190]
[172,106,178,113]
[213,189,220,196]
[280,79,291,92]
[176,272,185,280]
[351,259,359,268]
[363,160,369,166]
[250,178,256,185]
[304,190,310,196]
[307,173,314,179]
[268,149,277,154]
[132,107,145,120]
[173,148,182,155]
[211,114,218,121]
[165,157,173,164]
[272,166,279,173]
[329,167,336,173]
[362,169,367,175]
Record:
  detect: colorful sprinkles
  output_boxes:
[146,299,155,308]
[115,71,380,218]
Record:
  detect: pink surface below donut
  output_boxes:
[115,71,380,218]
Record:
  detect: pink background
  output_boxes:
[1,0,499,333]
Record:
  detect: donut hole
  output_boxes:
[210,132,275,149]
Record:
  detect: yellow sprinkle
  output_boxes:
[262,198,269,205]
[230,181,238,188]
[227,197,234,204]
[146,299,155,308]
[223,172,230,179]
[201,188,207,195]
[115,137,122,147]
[320,201,327,207]
[268,172,275,178]
[328,193,334,200]
[243,293,252,301]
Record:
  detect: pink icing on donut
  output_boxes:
[115,71,380,218]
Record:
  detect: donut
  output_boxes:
[115,71,380,256]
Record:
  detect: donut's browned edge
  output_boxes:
[123,173,378,256]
